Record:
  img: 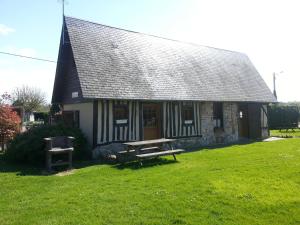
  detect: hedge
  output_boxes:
[5,124,91,166]
[269,105,299,129]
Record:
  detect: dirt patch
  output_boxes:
[263,137,285,142]
[55,169,75,176]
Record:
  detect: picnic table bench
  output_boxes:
[278,126,299,132]
[118,138,185,166]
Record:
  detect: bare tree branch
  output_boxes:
[12,86,46,113]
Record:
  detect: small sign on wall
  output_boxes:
[184,120,193,125]
[116,119,128,124]
[72,92,78,98]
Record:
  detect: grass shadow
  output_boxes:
[0,139,262,175]
[0,153,104,176]
[186,139,255,153]
[0,154,43,176]
[113,157,179,170]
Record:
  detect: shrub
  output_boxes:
[269,105,299,129]
[0,105,21,149]
[24,121,44,131]
[34,111,49,124]
[5,124,91,166]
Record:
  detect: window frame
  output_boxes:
[182,102,194,125]
[113,103,129,126]
[62,110,80,128]
[213,102,224,129]
[143,105,159,128]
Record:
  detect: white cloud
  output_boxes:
[2,46,37,58]
[15,48,37,58]
[0,46,56,103]
[0,67,55,103]
[0,24,15,35]
[0,54,55,103]
[160,0,300,102]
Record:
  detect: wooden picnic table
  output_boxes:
[120,138,184,165]
[123,138,175,152]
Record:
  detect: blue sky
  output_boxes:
[1,0,299,102]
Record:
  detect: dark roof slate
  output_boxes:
[64,16,276,103]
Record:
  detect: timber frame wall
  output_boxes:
[94,100,202,146]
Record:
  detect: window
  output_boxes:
[114,103,128,125]
[182,102,194,125]
[239,111,243,118]
[213,102,223,128]
[143,107,158,128]
[71,92,78,98]
[62,111,79,128]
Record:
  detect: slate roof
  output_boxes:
[59,16,276,103]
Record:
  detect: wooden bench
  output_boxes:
[136,149,184,165]
[118,149,136,154]
[278,123,299,132]
[140,146,160,152]
[117,146,160,154]
[44,136,74,172]
[121,139,185,166]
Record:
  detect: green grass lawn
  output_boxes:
[270,129,300,138]
[1,139,300,225]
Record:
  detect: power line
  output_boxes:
[0,51,56,63]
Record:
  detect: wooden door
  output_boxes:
[248,103,262,139]
[143,103,161,140]
[239,104,249,138]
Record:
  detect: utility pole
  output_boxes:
[273,71,283,100]
[62,0,65,17]
[61,0,66,45]
[273,72,277,99]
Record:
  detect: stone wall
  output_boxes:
[261,128,269,139]
[261,105,269,139]
[194,102,239,146]
[92,102,240,159]
[173,101,240,149]
[223,102,239,143]
[199,102,215,145]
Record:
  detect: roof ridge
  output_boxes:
[64,16,246,56]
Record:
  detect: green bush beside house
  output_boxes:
[5,124,91,166]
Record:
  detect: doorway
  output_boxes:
[238,104,249,138]
[143,103,161,140]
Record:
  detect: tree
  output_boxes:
[0,104,21,150]
[50,103,61,115]
[12,86,47,113]
[0,92,12,105]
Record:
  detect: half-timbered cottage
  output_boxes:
[52,17,276,157]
